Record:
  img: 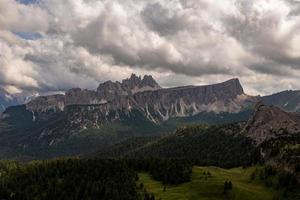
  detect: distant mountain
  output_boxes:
[26,74,252,124]
[261,90,300,113]
[0,75,255,159]
[1,74,300,160]
[17,74,254,140]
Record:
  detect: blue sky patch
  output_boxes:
[17,0,38,5]
[14,32,42,40]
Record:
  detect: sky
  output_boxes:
[1,0,300,96]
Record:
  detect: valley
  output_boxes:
[2,0,300,199]
[138,166,281,200]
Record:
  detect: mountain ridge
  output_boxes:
[22,75,250,124]
[2,75,300,116]
[1,75,300,160]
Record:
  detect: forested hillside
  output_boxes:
[0,158,194,200]
[0,159,141,200]
[99,124,258,168]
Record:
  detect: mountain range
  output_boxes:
[0,74,300,160]
[98,102,300,181]
[23,74,252,123]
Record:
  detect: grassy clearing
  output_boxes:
[138,166,278,200]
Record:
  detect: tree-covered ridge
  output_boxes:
[0,159,141,200]
[128,158,193,185]
[259,134,300,182]
[97,136,160,158]
[0,158,195,200]
[99,124,258,168]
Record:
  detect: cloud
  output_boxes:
[141,2,188,36]
[0,0,49,32]
[22,36,135,91]
[224,0,300,71]
[0,37,39,89]
[0,0,300,96]
[72,0,253,77]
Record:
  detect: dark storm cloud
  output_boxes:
[287,0,300,16]
[141,2,187,35]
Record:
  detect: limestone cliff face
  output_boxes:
[24,75,252,124]
[243,102,300,144]
[65,88,99,105]
[26,94,65,113]
[132,78,252,122]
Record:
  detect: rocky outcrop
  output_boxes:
[243,102,300,144]
[65,88,99,105]
[95,74,161,100]
[122,74,161,94]
[97,81,127,102]
[26,94,65,113]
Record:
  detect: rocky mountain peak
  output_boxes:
[221,78,244,95]
[121,73,161,94]
[141,75,160,88]
[243,102,300,144]
[96,74,162,95]
[129,73,142,82]
[121,74,141,87]
[95,74,162,99]
[97,80,123,92]
[97,80,127,101]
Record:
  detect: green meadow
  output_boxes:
[138,166,280,200]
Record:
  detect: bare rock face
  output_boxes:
[23,75,252,125]
[97,81,128,102]
[132,78,252,122]
[122,74,162,94]
[243,102,300,144]
[26,94,65,113]
[65,88,99,105]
